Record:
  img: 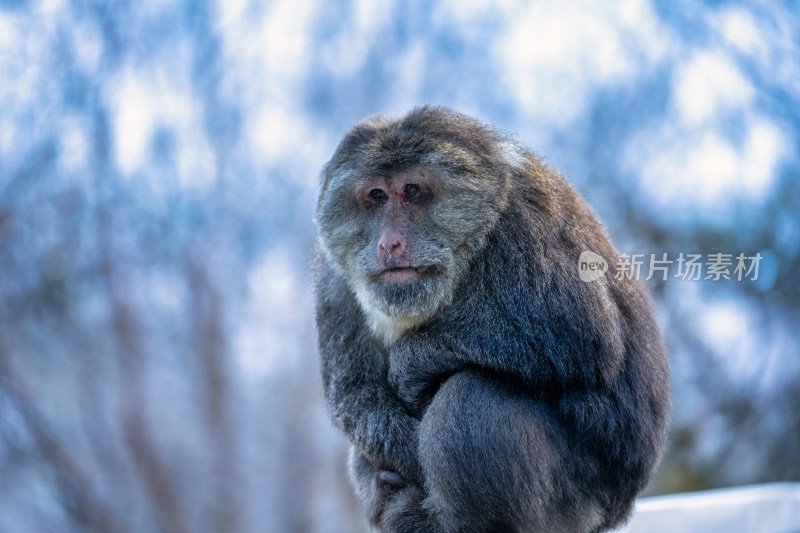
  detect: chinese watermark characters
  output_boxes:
[578,251,763,282]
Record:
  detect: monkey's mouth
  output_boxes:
[378,265,434,283]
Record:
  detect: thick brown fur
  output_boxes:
[314,106,669,532]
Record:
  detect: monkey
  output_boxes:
[314,106,669,533]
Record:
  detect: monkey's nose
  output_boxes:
[382,240,403,253]
[378,234,405,256]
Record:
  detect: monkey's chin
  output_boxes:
[376,277,445,321]
[354,270,449,345]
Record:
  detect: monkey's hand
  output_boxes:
[350,447,419,526]
[379,408,424,485]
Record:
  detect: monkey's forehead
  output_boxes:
[328,141,487,183]
[329,123,528,185]
[345,169,434,184]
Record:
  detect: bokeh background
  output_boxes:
[0,0,798,531]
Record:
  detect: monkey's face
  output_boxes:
[316,109,518,342]
[318,169,462,327]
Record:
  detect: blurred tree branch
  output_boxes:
[99,226,191,533]
[0,349,123,533]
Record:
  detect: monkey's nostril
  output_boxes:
[379,239,403,255]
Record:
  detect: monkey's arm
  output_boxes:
[321,357,423,484]
[316,262,423,484]
[389,300,624,415]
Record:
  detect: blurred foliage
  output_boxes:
[0,0,798,532]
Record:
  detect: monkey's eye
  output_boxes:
[403,183,420,200]
[369,188,387,202]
